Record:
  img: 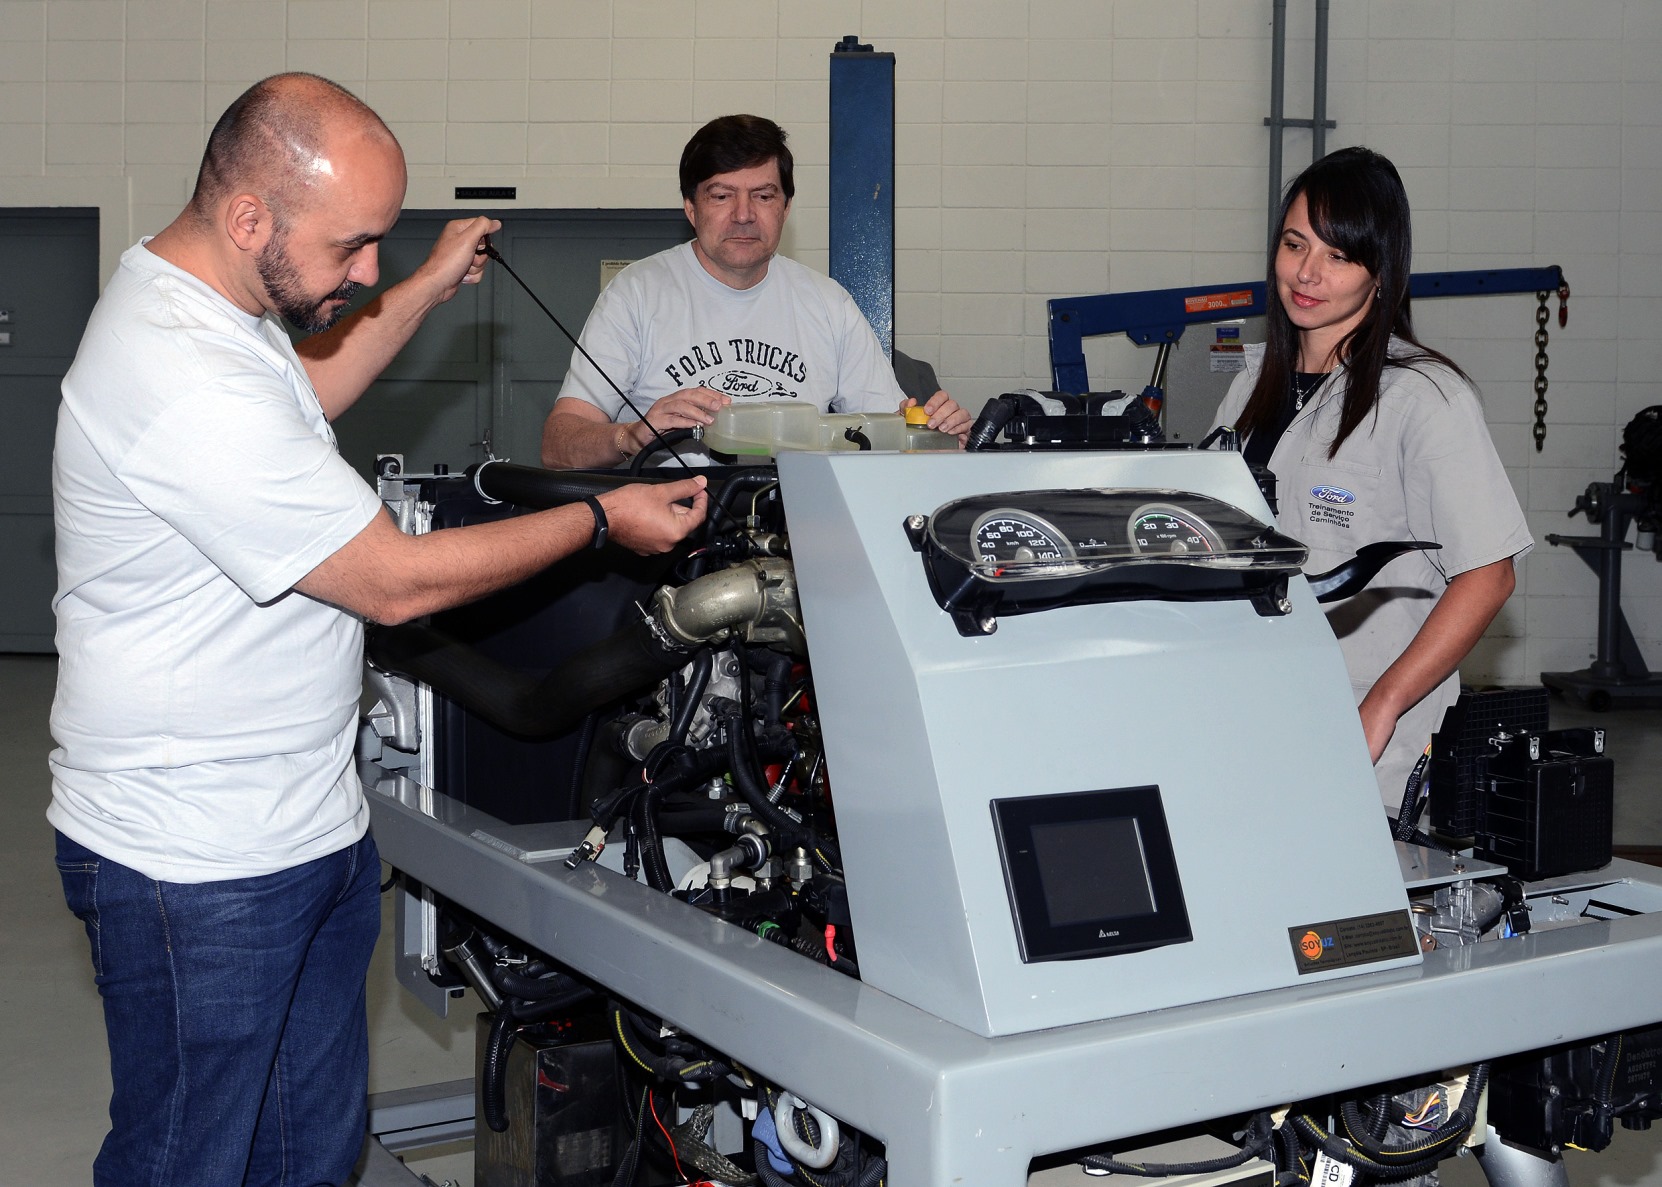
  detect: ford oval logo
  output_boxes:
[1311,486,1355,505]
[709,369,775,397]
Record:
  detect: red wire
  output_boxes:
[648,1091,713,1187]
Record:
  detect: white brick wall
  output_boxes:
[3,0,1660,682]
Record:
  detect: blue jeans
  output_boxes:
[55,830,382,1187]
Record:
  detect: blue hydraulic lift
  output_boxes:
[828,36,896,358]
[1049,267,1568,451]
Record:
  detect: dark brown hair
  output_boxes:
[679,115,794,201]
[1235,146,1466,458]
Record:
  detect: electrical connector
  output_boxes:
[564,825,608,870]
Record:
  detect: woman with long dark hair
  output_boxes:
[1212,147,1532,811]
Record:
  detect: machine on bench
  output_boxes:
[359,408,1662,1187]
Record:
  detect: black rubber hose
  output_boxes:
[705,469,778,545]
[613,1005,729,1083]
[472,458,761,542]
[568,710,600,820]
[656,741,739,788]
[1082,1114,1273,1176]
[491,966,581,1001]
[966,393,1021,451]
[481,1009,517,1132]
[724,717,809,849]
[641,738,684,783]
[367,617,688,741]
[469,460,674,509]
[725,719,845,872]
[636,784,674,892]
[759,649,792,727]
[630,428,698,475]
[507,985,594,1025]
[656,804,736,833]
[590,743,735,832]
[669,650,713,744]
[591,780,647,833]
[584,720,637,812]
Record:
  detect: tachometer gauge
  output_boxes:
[1128,503,1225,555]
[908,488,1309,635]
[970,508,1075,570]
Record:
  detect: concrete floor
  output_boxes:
[3,651,1662,1187]
[0,655,475,1186]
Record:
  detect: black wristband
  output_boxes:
[581,495,608,550]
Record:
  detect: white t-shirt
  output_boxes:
[48,241,385,883]
[557,242,905,462]
[1213,342,1532,809]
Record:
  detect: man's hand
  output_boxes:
[413,216,502,307]
[298,215,504,419]
[599,475,709,554]
[903,390,973,445]
[624,388,732,454]
[298,476,708,624]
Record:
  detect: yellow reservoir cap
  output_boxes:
[903,405,931,426]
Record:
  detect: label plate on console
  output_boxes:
[1289,911,1418,973]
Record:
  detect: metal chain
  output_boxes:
[1531,275,1570,453]
[1533,291,1550,453]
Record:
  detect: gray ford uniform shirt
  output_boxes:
[1212,341,1532,810]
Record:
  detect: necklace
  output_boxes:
[1291,371,1325,412]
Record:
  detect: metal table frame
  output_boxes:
[367,768,1662,1187]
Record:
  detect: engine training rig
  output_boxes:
[360,435,1662,1187]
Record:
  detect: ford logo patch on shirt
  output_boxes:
[1311,486,1356,505]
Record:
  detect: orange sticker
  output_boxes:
[1298,930,1325,962]
[1184,290,1256,314]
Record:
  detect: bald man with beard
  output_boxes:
[48,73,706,1186]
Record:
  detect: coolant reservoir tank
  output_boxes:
[704,401,957,459]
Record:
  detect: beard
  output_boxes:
[256,228,362,333]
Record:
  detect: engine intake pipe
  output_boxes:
[368,563,805,739]
[468,459,674,509]
[368,616,687,740]
[654,558,805,655]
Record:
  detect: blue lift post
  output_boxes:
[828,36,896,358]
[1049,266,1566,398]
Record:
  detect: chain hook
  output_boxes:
[1533,290,1551,453]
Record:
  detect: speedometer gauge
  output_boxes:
[1128,503,1224,555]
[970,508,1075,569]
[909,488,1310,635]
